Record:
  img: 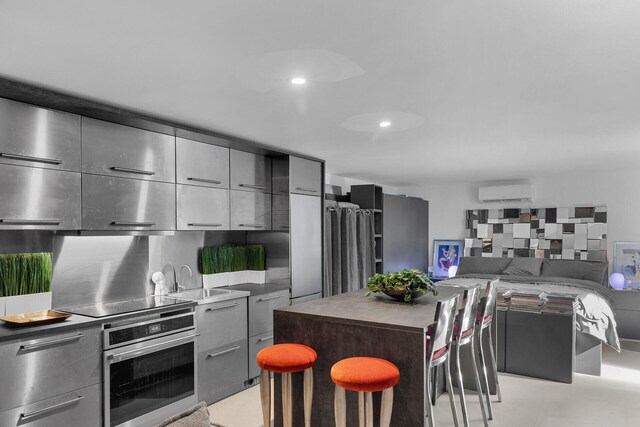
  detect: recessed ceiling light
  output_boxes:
[290,77,307,85]
[379,121,391,128]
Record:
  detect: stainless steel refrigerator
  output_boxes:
[290,193,323,304]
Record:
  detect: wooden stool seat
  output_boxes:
[257,343,317,373]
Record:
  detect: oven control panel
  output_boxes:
[107,313,195,348]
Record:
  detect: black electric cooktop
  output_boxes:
[62,296,189,318]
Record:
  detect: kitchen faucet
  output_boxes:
[170,264,193,293]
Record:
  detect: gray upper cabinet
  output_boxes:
[82,117,175,183]
[230,190,271,230]
[290,156,322,196]
[82,175,176,230]
[230,150,271,193]
[177,185,229,230]
[0,97,81,172]
[176,138,229,188]
[0,164,81,230]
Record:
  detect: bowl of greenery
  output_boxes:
[366,269,437,302]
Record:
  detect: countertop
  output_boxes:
[226,282,290,297]
[0,300,196,343]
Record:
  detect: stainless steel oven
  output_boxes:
[103,312,198,427]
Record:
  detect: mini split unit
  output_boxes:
[478,183,533,202]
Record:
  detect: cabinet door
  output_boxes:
[272,194,290,231]
[176,138,229,188]
[0,327,101,413]
[177,185,229,230]
[230,191,271,230]
[0,164,81,230]
[290,194,322,298]
[82,117,175,183]
[230,150,271,193]
[196,298,247,350]
[248,290,290,337]
[0,97,81,172]
[248,331,275,379]
[0,384,101,427]
[82,175,176,230]
[198,339,248,404]
[290,156,322,196]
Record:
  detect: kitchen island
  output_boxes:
[273,287,467,427]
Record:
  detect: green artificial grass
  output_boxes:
[245,245,266,271]
[0,252,52,297]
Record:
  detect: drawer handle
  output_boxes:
[0,152,63,165]
[206,302,240,311]
[20,394,84,421]
[0,219,63,226]
[207,345,241,358]
[188,223,223,227]
[110,221,156,227]
[110,166,156,176]
[296,187,318,193]
[257,295,282,302]
[238,183,266,190]
[188,177,222,185]
[257,335,274,343]
[238,224,266,228]
[20,334,84,351]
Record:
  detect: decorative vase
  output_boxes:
[1,292,53,316]
[202,273,230,288]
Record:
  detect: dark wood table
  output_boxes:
[272,287,487,426]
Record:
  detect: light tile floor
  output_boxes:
[209,340,640,427]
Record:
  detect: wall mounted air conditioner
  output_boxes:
[478,183,533,202]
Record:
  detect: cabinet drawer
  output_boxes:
[248,331,275,379]
[230,190,271,230]
[82,117,175,183]
[290,156,322,196]
[177,185,229,230]
[230,150,271,193]
[0,383,101,427]
[0,326,101,413]
[82,174,176,230]
[0,97,81,172]
[197,298,247,350]
[0,164,81,230]
[248,290,290,337]
[198,340,248,404]
[176,138,229,188]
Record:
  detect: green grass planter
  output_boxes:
[201,244,266,287]
[0,252,53,315]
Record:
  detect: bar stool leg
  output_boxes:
[454,344,469,427]
[469,338,489,427]
[334,385,346,427]
[282,372,292,427]
[380,387,393,427]
[259,369,271,427]
[303,368,313,427]
[445,356,460,427]
[476,330,493,420]
[358,392,365,427]
[425,365,435,427]
[365,392,374,427]
[488,331,502,402]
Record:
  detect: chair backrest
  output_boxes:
[429,294,459,358]
[458,285,481,334]
[479,279,499,320]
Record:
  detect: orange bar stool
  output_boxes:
[330,356,400,427]
[256,343,317,427]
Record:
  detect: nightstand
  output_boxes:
[611,289,640,340]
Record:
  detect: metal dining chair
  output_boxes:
[425,294,460,427]
[451,285,489,427]
[475,279,502,420]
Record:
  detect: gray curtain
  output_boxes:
[324,201,375,297]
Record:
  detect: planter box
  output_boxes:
[203,273,230,288]
[1,292,52,316]
[228,271,248,286]
[246,270,266,284]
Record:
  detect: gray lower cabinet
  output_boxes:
[230,150,271,193]
[0,383,100,427]
[0,164,81,230]
[177,185,229,230]
[176,137,229,189]
[230,190,272,230]
[196,298,248,404]
[0,326,102,423]
[82,174,176,230]
[248,332,274,379]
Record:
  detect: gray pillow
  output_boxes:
[540,259,608,287]
[503,258,543,276]
[456,257,512,275]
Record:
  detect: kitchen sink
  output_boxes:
[169,287,250,304]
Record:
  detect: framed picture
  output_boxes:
[432,240,464,278]
[614,242,640,289]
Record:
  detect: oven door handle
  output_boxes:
[106,333,199,363]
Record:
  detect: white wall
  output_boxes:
[399,168,640,270]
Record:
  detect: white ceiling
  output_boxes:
[1,0,639,186]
